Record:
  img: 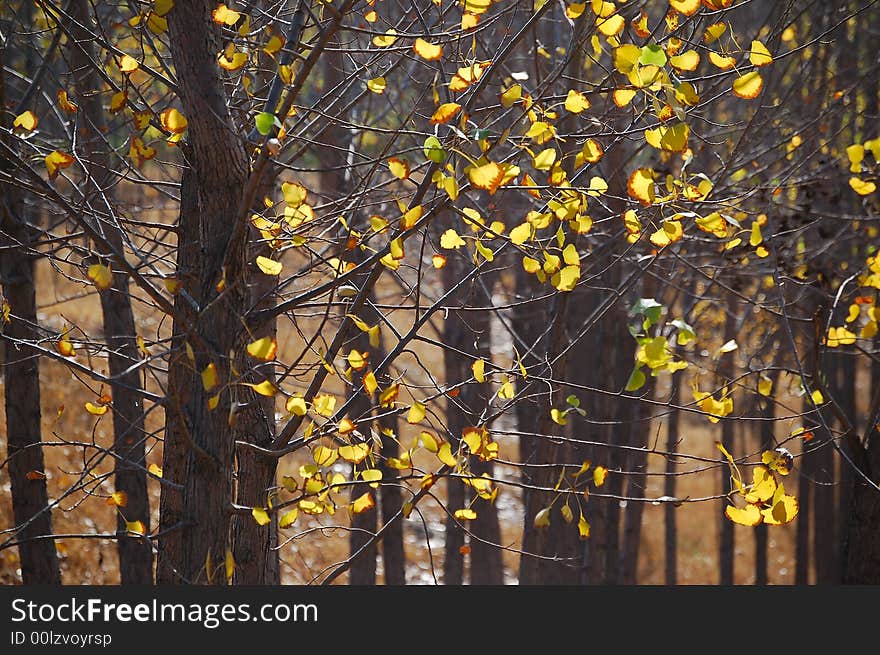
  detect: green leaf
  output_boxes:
[423,135,446,163]
[566,394,580,408]
[473,128,490,140]
[639,44,667,67]
[255,111,277,136]
[625,367,646,392]
[630,298,663,327]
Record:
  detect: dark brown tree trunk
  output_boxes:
[231,178,280,585]
[812,356,836,585]
[718,301,736,585]
[754,369,778,586]
[664,374,680,585]
[68,0,152,584]
[0,37,61,585]
[157,0,250,584]
[466,280,503,586]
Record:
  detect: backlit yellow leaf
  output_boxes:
[732,71,763,99]
[407,402,426,424]
[256,255,282,275]
[247,336,278,361]
[564,89,590,113]
[849,177,877,196]
[57,90,78,113]
[472,358,486,383]
[749,40,773,67]
[593,465,608,487]
[160,107,187,133]
[13,110,38,132]
[251,507,271,526]
[339,442,371,464]
[388,157,410,179]
[413,38,443,61]
[85,401,109,416]
[119,54,140,73]
[725,503,763,526]
[87,263,112,291]
[352,492,375,514]
[201,363,218,392]
[467,161,505,193]
[244,380,277,397]
[213,4,240,25]
[440,229,466,249]
[431,102,462,124]
[366,76,386,94]
[372,29,398,47]
[627,168,655,205]
[45,150,75,179]
[454,508,477,521]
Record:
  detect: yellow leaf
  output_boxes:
[413,38,443,61]
[212,4,240,25]
[749,40,773,67]
[669,50,700,71]
[811,389,824,405]
[550,408,567,425]
[351,492,375,514]
[419,431,440,453]
[533,148,557,171]
[849,177,877,196]
[263,35,285,55]
[45,150,75,179]
[109,90,127,113]
[339,442,371,464]
[744,466,777,504]
[613,88,637,107]
[256,255,282,275]
[407,402,426,424]
[125,520,146,536]
[472,358,486,383]
[56,90,78,113]
[509,222,532,245]
[596,13,625,36]
[627,168,655,205]
[244,380,277,397]
[361,469,383,488]
[251,507,271,526]
[148,463,163,478]
[246,336,278,361]
[578,513,591,539]
[644,123,689,153]
[379,384,399,407]
[431,102,462,124]
[372,29,398,48]
[451,507,478,521]
[533,507,551,528]
[218,50,248,71]
[160,107,187,133]
[224,549,236,583]
[201,363,218,392]
[669,0,701,15]
[87,263,112,291]
[388,157,410,180]
[593,465,608,487]
[703,22,726,43]
[85,401,109,416]
[313,394,337,417]
[366,76,386,94]
[762,484,799,525]
[576,138,604,166]
[462,427,483,453]
[499,84,522,108]
[564,89,590,113]
[725,503,763,527]
[437,442,458,467]
[525,120,556,145]
[649,220,684,248]
[554,265,580,292]
[13,110,38,132]
[313,446,338,467]
[498,377,514,399]
[467,161,505,193]
[285,395,307,416]
[758,375,773,396]
[440,229,466,249]
[119,54,140,73]
[733,71,763,99]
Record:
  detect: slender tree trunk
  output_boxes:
[0,37,61,585]
[68,0,152,583]
[664,375,680,585]
[157,0,250,584]
[812,356,836,584]
[466,280,503,586]
[754,368,778,586]
[718,301,737,585]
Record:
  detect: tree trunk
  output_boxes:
[466,280,503,585]
[68,0,152,584]
[754,369,778,585]
[157,0,250,584]
[718,301,736,585]
[0,38,61,585]
[664,375,680,585]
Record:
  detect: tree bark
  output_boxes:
[0,36,61,585]
[157,0,250,584]
[68,0,152,584]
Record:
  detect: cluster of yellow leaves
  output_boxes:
[719,443,798,527]
[846,137,880,196]
[693,385,733,423]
